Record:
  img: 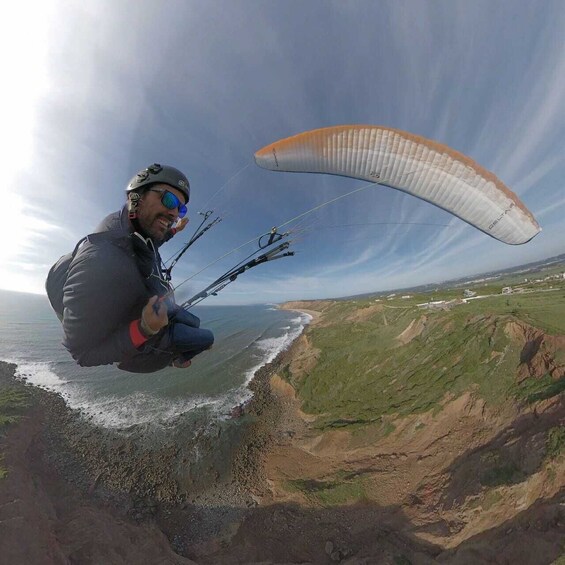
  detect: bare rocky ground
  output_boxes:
[1,301,564,564]
[0,362,196,564]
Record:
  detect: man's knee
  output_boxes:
[173,309,201,328]
[204,329,214,349]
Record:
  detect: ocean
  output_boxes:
[0,289,310,429]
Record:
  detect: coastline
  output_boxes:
[278,300,330,324]
[0,304,323,563]
[2,293,564,564]
[279,307,321,323]
[232,304,323,494]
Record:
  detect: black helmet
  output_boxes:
[127,163,190,203]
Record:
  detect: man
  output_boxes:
[47,163,214,373]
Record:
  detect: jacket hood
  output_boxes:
[94,206,131,237]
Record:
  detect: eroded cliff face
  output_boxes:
[280,300,336,312]
[505,320,565,380]
[260,308,565,564]
[2,302,564,565]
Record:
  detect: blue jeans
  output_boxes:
[168,309,214,363]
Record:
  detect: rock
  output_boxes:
[330,549,343,562]
[341,558,369,565]
[325,540,334,555]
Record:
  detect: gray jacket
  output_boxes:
[60,207,176,373]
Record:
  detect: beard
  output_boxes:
[136,212,172,241]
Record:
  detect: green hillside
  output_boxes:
[289,281,565,430]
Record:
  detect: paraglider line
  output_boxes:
[165,176,398,303]
[276,180,378,229]
[167,179,385,297]
[319,221,451,229]
[199,162,252,212]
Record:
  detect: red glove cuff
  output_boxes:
[129,319,148,348]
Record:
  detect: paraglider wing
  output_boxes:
[254,125,540,245]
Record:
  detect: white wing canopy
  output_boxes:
[255,125,540,245]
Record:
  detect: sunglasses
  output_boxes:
[149,188,187,218]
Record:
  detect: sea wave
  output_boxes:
[240,313,311,387]
[219,310,313,418]
[0,302,313,430]
[14,361,70,389]
[11,359,223,429]
[73,392,222,429]
[6,353,292,430]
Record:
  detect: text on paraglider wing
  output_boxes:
[488,202,516,231]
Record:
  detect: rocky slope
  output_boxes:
[263,300,565,564]
[0,362,196,565]
[1,295,564,564]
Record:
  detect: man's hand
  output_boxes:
[141,296,168,336]
[174,217,189,233]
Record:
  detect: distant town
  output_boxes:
[341,252,565,307]
[415,270,565,311]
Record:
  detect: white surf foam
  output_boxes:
[10,359,223,429]
[14,361,70,390]
[239,311,311,387]
[2,309,314,430]
[72,391,223,429]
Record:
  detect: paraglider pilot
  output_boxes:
[46,164,214,373]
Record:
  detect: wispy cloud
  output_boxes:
[4,1,564,302]
[536,195,565,220]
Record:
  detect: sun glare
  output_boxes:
[0,193,26,264]
[0,2,60,294]
[0,2,55,181]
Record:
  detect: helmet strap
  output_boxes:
[128,191,141,219]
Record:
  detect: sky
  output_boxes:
[2,0,564,305]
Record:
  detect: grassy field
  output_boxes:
[285,475,368,505]
[290,278,565,431]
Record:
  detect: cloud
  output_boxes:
[4,1,564,303]
[536,195,565,220]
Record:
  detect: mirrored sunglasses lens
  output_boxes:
[178,205,187,218]
[161,191,179,210]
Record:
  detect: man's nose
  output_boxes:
[165,206,179,219]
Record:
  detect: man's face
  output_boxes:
[135,183,187,240]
